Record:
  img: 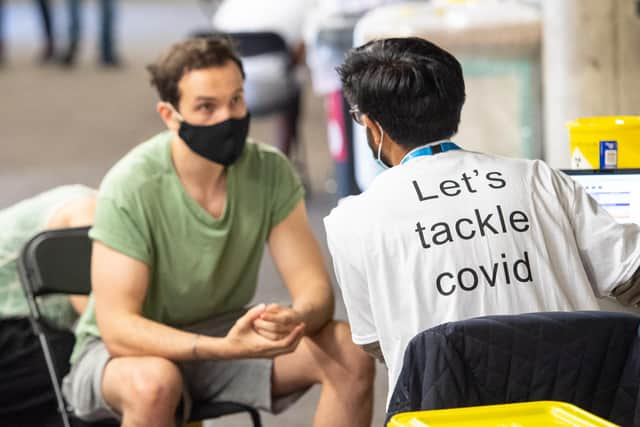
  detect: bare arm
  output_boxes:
[92,241,201,359]
[92,241,304,361]
[262,200,334,336]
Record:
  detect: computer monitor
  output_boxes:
[563,168,640,314]
[562,168,640,225]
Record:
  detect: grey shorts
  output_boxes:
[62,309,304,422]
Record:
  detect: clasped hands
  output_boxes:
[225,303,306,358]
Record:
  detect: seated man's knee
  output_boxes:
[120,357,183,412]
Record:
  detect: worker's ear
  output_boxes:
[362,114,383,146]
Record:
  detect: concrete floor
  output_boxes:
[0,1,388,425]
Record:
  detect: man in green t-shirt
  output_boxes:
[62,36,374,426]
[0,185,95,425]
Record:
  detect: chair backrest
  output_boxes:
[18,226,92,298]
[190,30,289,57]
[387,311,640,427]
[226,31,288,57]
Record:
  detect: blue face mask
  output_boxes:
[171,105,250,167]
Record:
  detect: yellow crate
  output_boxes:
[387,401,619,427]
[567,116,640,169]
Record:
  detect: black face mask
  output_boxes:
[178,113,251,166]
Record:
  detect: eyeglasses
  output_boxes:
[349,105,364,126]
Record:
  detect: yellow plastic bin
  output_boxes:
[387,401,619,427]
[568,116,640,169]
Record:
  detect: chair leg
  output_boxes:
[248,407,262,427]
[37,333,72,427]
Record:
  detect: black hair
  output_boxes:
[337,37,466,148]
[147,35,245,107]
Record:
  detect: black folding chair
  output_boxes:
[17,226,262,427]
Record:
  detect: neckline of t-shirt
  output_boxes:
[164,134,234,227]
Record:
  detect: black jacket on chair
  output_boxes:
[387,311,640,427]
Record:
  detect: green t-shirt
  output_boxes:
[0,185,96,329]
[72,131,304,362]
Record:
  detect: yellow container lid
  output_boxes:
[387,401,619,427]
[567,116,640,132]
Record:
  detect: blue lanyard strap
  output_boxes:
[401,142,461,164]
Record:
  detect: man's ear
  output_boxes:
[362,114,382,145]
[157,101,180,132]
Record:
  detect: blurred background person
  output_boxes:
[60,0,119,66]
[0,185,95,426]
[0,0,55,64]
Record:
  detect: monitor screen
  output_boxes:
[562,169,640,224]
[563,169,640,314]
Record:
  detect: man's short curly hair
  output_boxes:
[147,35,245,108]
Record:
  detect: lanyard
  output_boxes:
[401,142,461,165]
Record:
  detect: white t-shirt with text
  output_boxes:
[324,149,640,403]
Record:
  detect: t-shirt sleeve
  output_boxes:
[324,211,378,345]
[268,150,305,229]
[556,170,640,297]
[89,192,152,266]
